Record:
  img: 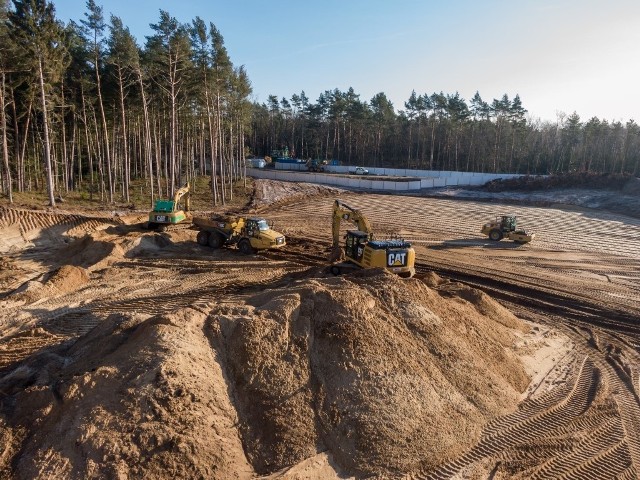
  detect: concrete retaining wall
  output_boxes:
[249,166,528,192]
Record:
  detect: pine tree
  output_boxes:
[10,0,68,206]
[147,10,192,197]
[107,15,137,202]
[0,0,14,202]
[81,0,113,202]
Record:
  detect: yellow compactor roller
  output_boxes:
[481,215,535,243]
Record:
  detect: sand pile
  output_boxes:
[252,179,344,210]
[44,265,90,295]
[1,310,253,479]
[0,271,531,478]
[123,233,174,258]
[55,234,125,270]
[11,265,90,304]
[217,270,529,476]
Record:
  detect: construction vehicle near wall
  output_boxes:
[192,215,286,254]
[146,183,191,231]
[330,199,415,277]
[481,215,535,243]
[307,159,327,172]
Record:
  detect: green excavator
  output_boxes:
[146,183,191,231]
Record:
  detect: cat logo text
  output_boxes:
[387,252,407,267]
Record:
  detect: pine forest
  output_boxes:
[1,0,638,207]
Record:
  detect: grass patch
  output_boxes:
[0,176,256,213]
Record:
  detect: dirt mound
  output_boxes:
[123,232,174,257]
[11,265,90,304]
[2,310,253,479]
[55,234,124,269]
[483,172,635,193]
[251,179,344,210]
[0,271,532,478]
[215,271,530,476]
[45,265,89,294]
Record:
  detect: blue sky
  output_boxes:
[52,0,640,123]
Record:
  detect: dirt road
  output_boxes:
[1,185,639,479]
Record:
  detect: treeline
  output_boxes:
[250,89,640,176]
[0,0,251,206]
[1,1,638,209]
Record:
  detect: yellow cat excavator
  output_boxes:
[330,199,415,277]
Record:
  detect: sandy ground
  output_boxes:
[0,180,639,479]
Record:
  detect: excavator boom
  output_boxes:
[332,200,373,247]
[173,183,191,212]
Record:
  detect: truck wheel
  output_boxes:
[208,232,224,249]
[330,265,341,276]
[196,231,209,246]
[489,229,503,241]
[238,239,254,255]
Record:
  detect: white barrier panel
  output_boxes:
[247,167,537,192]
[433,178,446,187]
[336,177,351,187]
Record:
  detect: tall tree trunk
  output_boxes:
[11,87,29,192]
[136,68,154,207]
[205,89,218,205]
[429,117,435,170]
[117,66,130,202]
[170,78,177,197]
[37,58,55,207]
[94,58,113,202]
[91,105,105,202]
[69,121,76,190]
[1,72,11,203]
[60,85,69,194]
[217,93,225,205]
[81,91,94,199]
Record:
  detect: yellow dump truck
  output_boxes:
[192,215,286,254]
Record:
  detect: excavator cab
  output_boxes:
[345,231,368,262]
